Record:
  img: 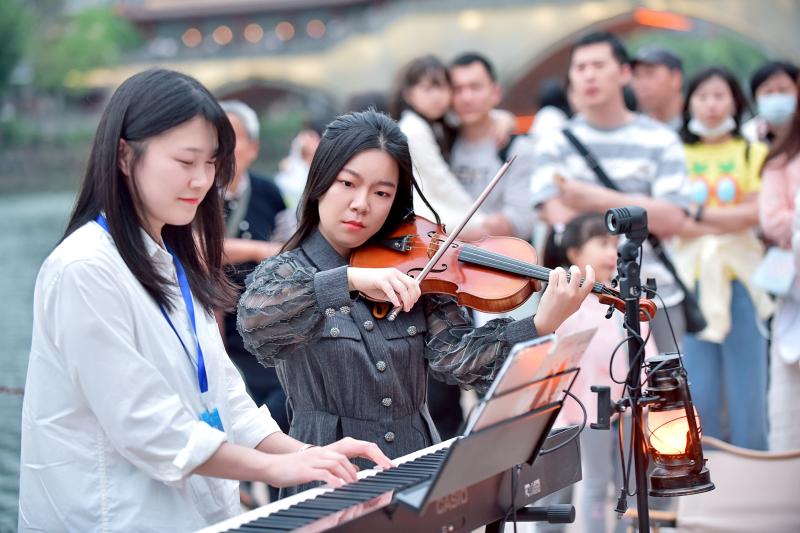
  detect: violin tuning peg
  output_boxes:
[605,305,615,320]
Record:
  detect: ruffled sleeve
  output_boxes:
[237,252,353,367]
[423,294,538,394]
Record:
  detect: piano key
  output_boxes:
[240,521,299,531]
[272,505,339,516]
[201,428,586,533]
[312,488,382,499]
[197,439,456,533]
[289,499,361,511]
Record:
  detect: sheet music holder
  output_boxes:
[395,328,596,511]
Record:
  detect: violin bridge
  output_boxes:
[426,233,443,258]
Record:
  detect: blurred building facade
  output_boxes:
[78,0,800,117]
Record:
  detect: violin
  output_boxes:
[349,216,657,321]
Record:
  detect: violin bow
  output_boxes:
[386,155,517,321]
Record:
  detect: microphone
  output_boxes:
[605,207,648,241]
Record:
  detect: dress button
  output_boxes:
[382,397,392,407]
[238,220,250,231]
[241,231,252,240]
[384,431,395,443]
[376,360,387,372]
[363,320,374,331]
[325,307,336,317]
[329,327,340,338]
[407,325,417,336]
[339,305,350,315]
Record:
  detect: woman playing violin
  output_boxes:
[237,110,594,495]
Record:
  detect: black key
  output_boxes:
[288,499,354,511]
[270,507,332,519]
[317,487,381,498]
[232,525,289,532]
[368,473,422,484]
[265,502,330,519]
[251,514,314,525]
[314,490,377,502]
[312,492,374,507]
[372,469,424,479]
[348,480,407,491]
[251,516,312,529]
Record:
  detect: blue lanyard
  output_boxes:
[95,214,209,394]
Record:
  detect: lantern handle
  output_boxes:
[676,372,705,473]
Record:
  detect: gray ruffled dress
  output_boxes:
[237,229,539,493]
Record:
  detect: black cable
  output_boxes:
[613,418,629,517]
[512,464,519,533]
[620,309,654,392]
[608,334,633,385]
[540,390,587,455]
[626,411,641,498]
[637,291,685,388]
[502,463,522,531]
[604,297,654,389]
[650,289,684,359]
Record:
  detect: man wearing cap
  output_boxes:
[530,32,690,531]
[632,47,684,130]
[530,32,690,355]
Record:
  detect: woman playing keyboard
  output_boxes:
[18,70,391,532]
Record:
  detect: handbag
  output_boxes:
[561,128,707,333]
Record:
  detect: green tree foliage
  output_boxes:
[0,0,29,96]
[31,5,141,92]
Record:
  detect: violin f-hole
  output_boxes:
[408,264,448,276]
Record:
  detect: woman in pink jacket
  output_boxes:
[760,87,800,451]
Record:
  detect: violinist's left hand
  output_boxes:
[534,265,594,335]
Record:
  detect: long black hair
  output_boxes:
[680,67,750,144]
[64,68,237,311]
[283,109,438,252]
[542,213,609,270]
[389,54,456,160]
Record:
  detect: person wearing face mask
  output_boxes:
[743,61,799,145]
[674,67,774,450]
[759,86,800,451]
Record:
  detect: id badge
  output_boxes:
[200,407,225,432]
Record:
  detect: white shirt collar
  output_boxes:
[139,226,173,267]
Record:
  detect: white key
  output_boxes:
[196,439,456,533]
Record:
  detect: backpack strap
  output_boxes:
[561,128,619,191]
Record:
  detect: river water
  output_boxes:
[0,191,75,532]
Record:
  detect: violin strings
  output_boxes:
[458,245,611,295]
[384,240,618,297]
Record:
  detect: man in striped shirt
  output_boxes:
[530,31,691,354]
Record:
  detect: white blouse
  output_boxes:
[19,221,281,532]
[398,110,486,232]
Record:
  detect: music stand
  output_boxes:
[395,328,596,511]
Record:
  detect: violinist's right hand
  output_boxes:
[347,267,421,312]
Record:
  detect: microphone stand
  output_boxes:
[616,231,650,532]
